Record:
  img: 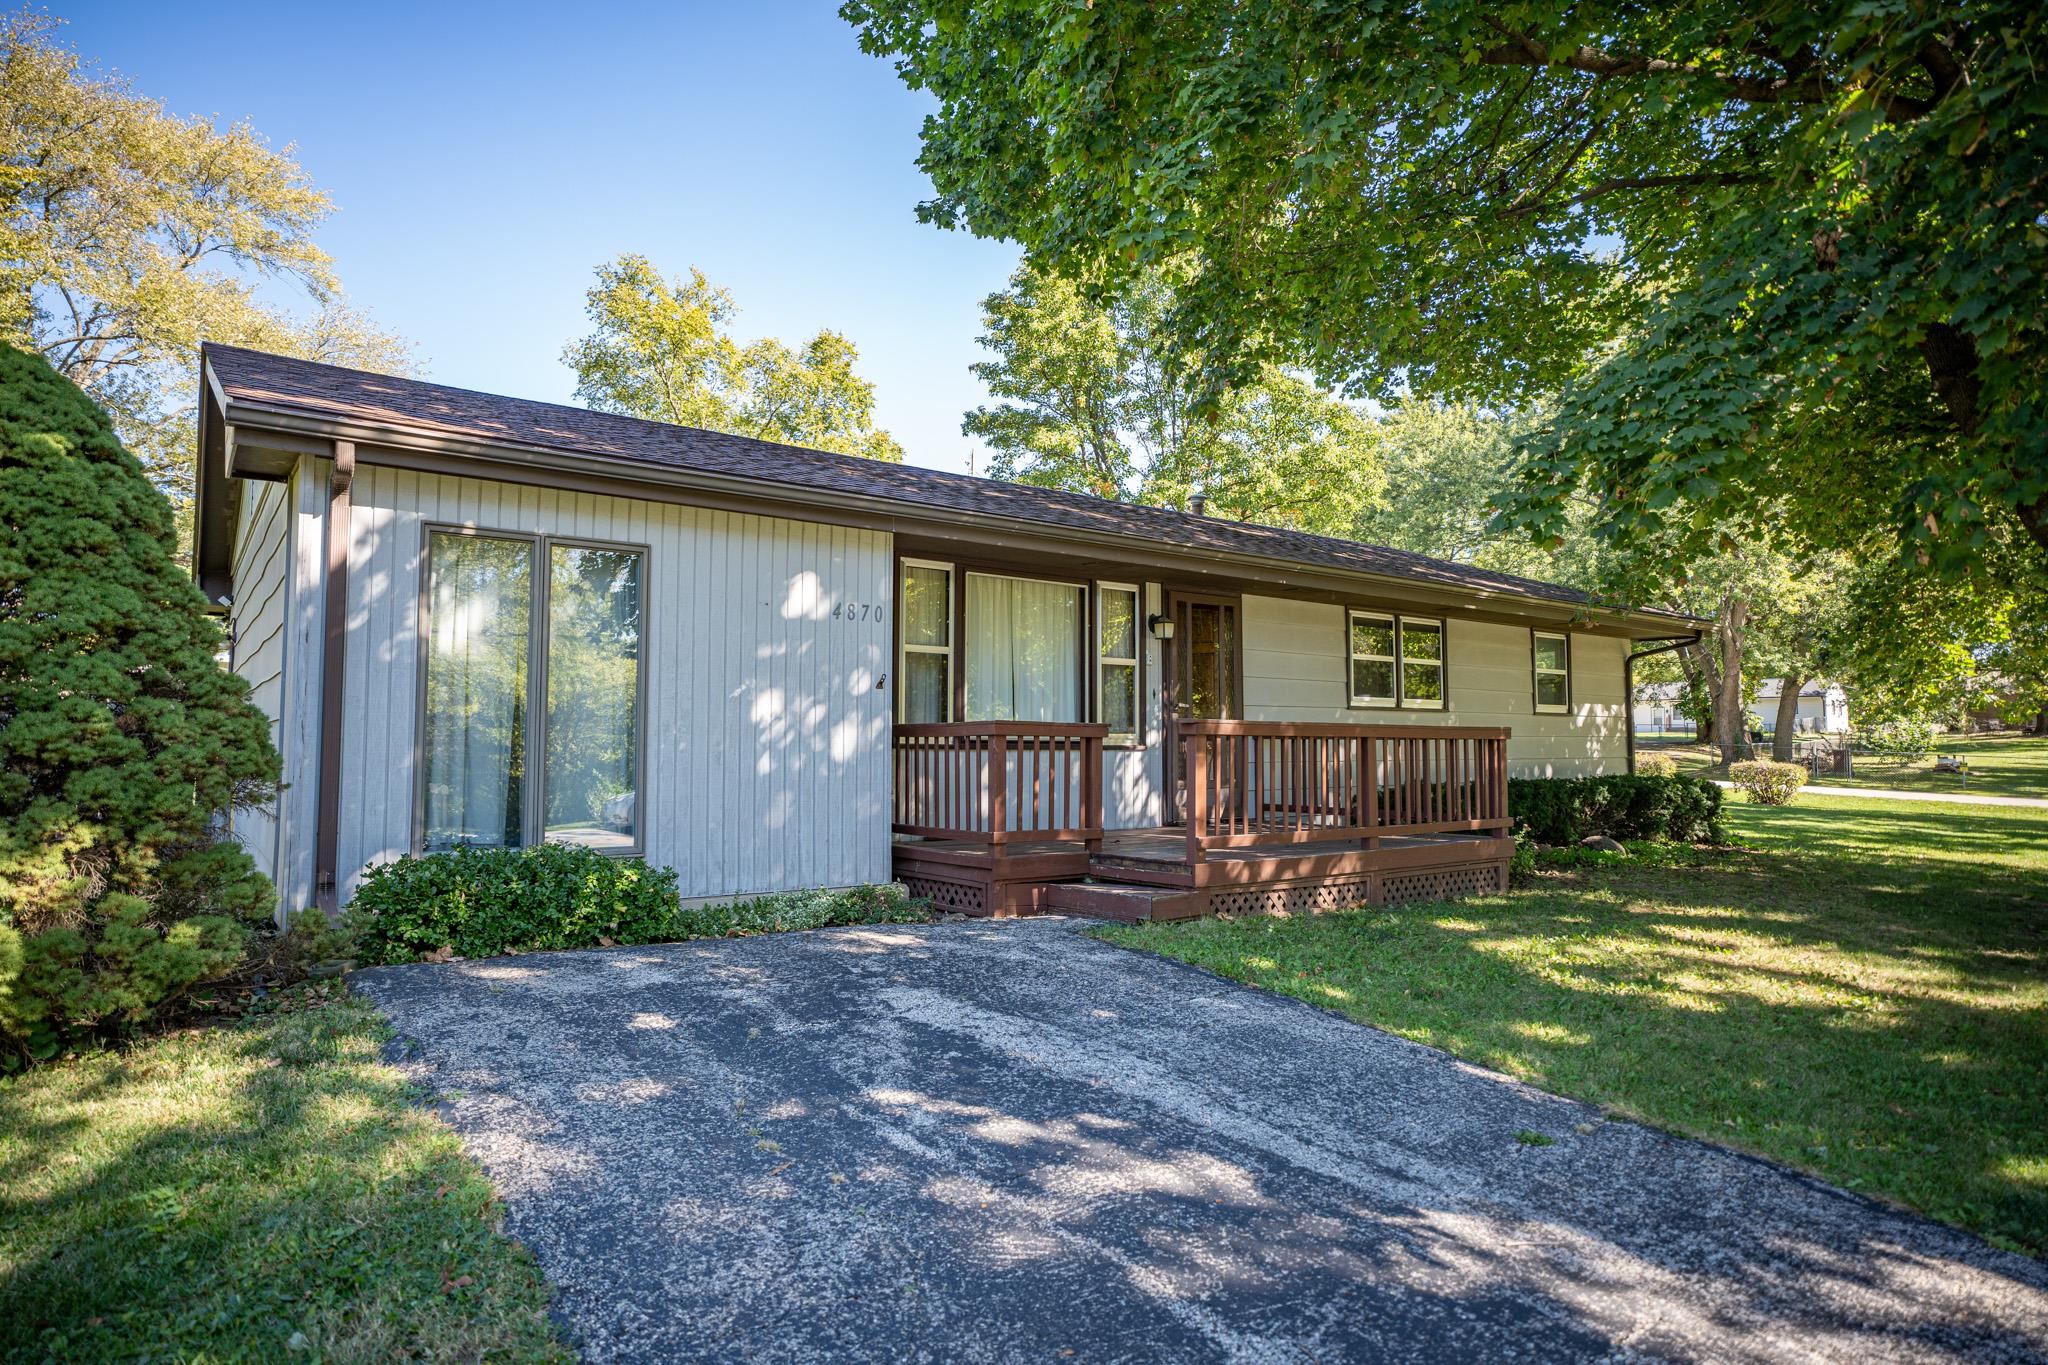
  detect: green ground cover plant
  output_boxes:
[1098,796,2048,1255]
[0,986,569,1361]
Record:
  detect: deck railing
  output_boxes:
[1179,721,1511,863]
[893,722,1108,847]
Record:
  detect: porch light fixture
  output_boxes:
[1148,613,1175,641]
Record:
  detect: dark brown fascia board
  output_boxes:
[191,360,235,610]
[218,399,1705,641]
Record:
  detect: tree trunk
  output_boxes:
[1710,594,1749,766]
[1674,643,1706,735]
[1772,676,1805,762]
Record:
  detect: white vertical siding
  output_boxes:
[271,457,330,917]
[226,478,290,886]
[334,466,893,901]
[1103,580,1165,829]
[1238,594,1629,777]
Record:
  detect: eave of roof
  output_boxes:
[193,344,1706,638]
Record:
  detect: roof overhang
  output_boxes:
[192,361,1707,641]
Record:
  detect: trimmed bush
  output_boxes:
[1634,752,1679,778]
[347,844,930,964]
[348,844,685,965]
[0,347,279,1059]
[1508,775,1724,845]
[1729,759,1809,806]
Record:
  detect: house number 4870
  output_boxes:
[832,602,884,623]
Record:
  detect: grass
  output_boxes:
[1647,731,2048,799]
[1096,795,2048,1255]
[0,986,569,1363]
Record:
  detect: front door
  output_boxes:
[1165,593,1240,823]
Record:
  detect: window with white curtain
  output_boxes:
[1097,583,1140,744]
[421,530,643,853]
[964,572,1082,722]
[423,533,531,850]
[898,560,953,722]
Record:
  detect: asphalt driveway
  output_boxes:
[353,919,2048,1363]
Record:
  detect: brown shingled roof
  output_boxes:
[203,343,1659,616]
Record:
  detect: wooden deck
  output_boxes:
[891,721,1514,923]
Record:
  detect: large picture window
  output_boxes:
[1348,609,1446,710]
[965,572,1082,722]
[421,530,642,853]
[1096,583,1140,745]
[1532,630,1571,714]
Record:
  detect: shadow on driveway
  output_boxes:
[352,920,2048,1363]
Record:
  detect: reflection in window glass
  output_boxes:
[1399,619,1445,708]
[899,562,954,723]
[423,534,530,850]
[545,546,642,849]
[1349,611,1397,705]
[1533,631,1570,712]
[1352,658,1395,702]
[1098,585,1139,742]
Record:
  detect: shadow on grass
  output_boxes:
[0,1001,567,1361]
[1107,845,2048,1256]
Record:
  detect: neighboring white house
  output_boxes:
[193,346,1704,918]
[1633,679,1850,736]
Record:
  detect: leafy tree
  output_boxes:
[0,347,278,1058]
[965,263,1382,534]
[1351,401,1607,589]
[0,11,408,519]
[564,254,904,460]
[846,0,2048,575]
[1837,543,2048,731]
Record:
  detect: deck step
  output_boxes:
[1043,880,1207,923]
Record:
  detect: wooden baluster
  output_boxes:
[1185,731,1208,864]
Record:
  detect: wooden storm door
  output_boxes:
[1165,593,1240,824]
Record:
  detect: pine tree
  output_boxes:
[0,346,278,1055]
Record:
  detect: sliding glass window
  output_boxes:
[420,530,643,854]
[1348,609,1446,710]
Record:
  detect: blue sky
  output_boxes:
[66,0,1020,475]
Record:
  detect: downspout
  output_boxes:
[314,440,355,914]
[1625,634,1702,775]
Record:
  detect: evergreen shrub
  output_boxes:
[0,347,278,1058]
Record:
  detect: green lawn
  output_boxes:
[1096,795,2048,1255]
[0,988,569,1362]
[1647,731,2048,799]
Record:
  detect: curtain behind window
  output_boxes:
[965,574,1080,722]
[423,534,530,849]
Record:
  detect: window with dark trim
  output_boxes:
[898,558,954,723]
[420,529,643,854]
[1532,630,1571,714]
[1348,609,1446,709]
[1096,582,1140,744]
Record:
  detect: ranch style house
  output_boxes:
[193,345,1701,924]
